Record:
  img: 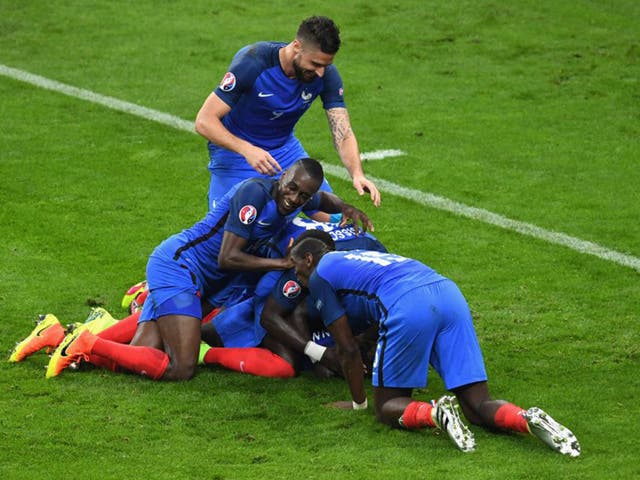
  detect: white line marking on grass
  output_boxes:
[2,63,639,272]
[0,64,195,133]
[322,164,640,272]
[361,149,405,160]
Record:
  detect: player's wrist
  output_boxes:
[329,213,343,223]
[352,398,368,410]
[304,341,327,363]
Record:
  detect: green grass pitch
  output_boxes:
[1,1,638,479]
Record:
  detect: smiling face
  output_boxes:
[275,163,322,215]
[291,40,335,83]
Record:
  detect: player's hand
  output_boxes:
[352,175,381,207]
[325,400,354,410]
[244,146,282,176]
[279,255,294,270]
[339,204,374,234]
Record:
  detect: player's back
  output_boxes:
[314,250,445,319]
[270,217,386,258]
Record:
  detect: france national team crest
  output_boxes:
[220,72,236,92]
[282,280,301,298]
[301,90,313,103]
[238,205,257,224]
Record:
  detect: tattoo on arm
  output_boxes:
[327,108,353,150]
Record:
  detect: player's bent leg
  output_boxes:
[156,314,201,381]
[452,381,580,456]
[374,386,475,452]
[452,381,508,427]
[373,386,415,427]
[453,381,531,434]
[130,320,164,350]
[260,334,297,373]
[200,330,296,378]
[200,321,224,347]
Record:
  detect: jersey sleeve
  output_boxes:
[224,181,270,239]
[269,270,305,311]
[308,270,345,327]
[319,65,346,110]
[214,44,265,108]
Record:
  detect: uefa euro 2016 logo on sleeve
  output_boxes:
[282,280,301,298]
[220,72,236,92]
[239,205,257,224]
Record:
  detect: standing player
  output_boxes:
[44,158,372,381]
[195,15,380,211]
[289,240,581,456]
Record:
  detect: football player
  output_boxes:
[195,16,379,213]
[289,239,581,456]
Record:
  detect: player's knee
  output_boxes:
[374,400,396,427]
[165,359,198,381]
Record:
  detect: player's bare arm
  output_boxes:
[326,107,381,207]
[261,295,341,374]
[317,191,374,234]
[260,296,305,351]
[218,231,292,271]
[196,92,281,175]
[326,315,366,409]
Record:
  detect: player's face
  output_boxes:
[291,252,313,286]
[292,43,334,83]
[275,166,321,216]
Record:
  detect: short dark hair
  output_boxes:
[297,157,324,181]
[292,229,336,251]
[291,236,333,262]
[296,16,341,54]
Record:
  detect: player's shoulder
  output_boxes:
[234,177,275,201]
[317,250,347,270]
[233,41,283,69]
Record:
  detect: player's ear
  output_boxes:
[305,251,314,267]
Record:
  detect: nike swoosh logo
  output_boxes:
[258,92,274,97]
[257,220,272,226]
[34,325,50,337]
[59,340,73,358]
[59,330,81,358]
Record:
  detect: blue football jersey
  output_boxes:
[307,250,446,331]
[267,217,387,258]
[164,177,321,296]
[213,42,345,153]
[262,219,388,312]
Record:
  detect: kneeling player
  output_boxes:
[289,236,581,456]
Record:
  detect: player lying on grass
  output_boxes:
[117,218,386,378]
[9,158,372,381]
[198,217,388,376]
[289,236,581,456]
[9,218,382,380]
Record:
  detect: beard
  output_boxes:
[292,57,318,83]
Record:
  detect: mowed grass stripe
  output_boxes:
[3,62,638,273]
